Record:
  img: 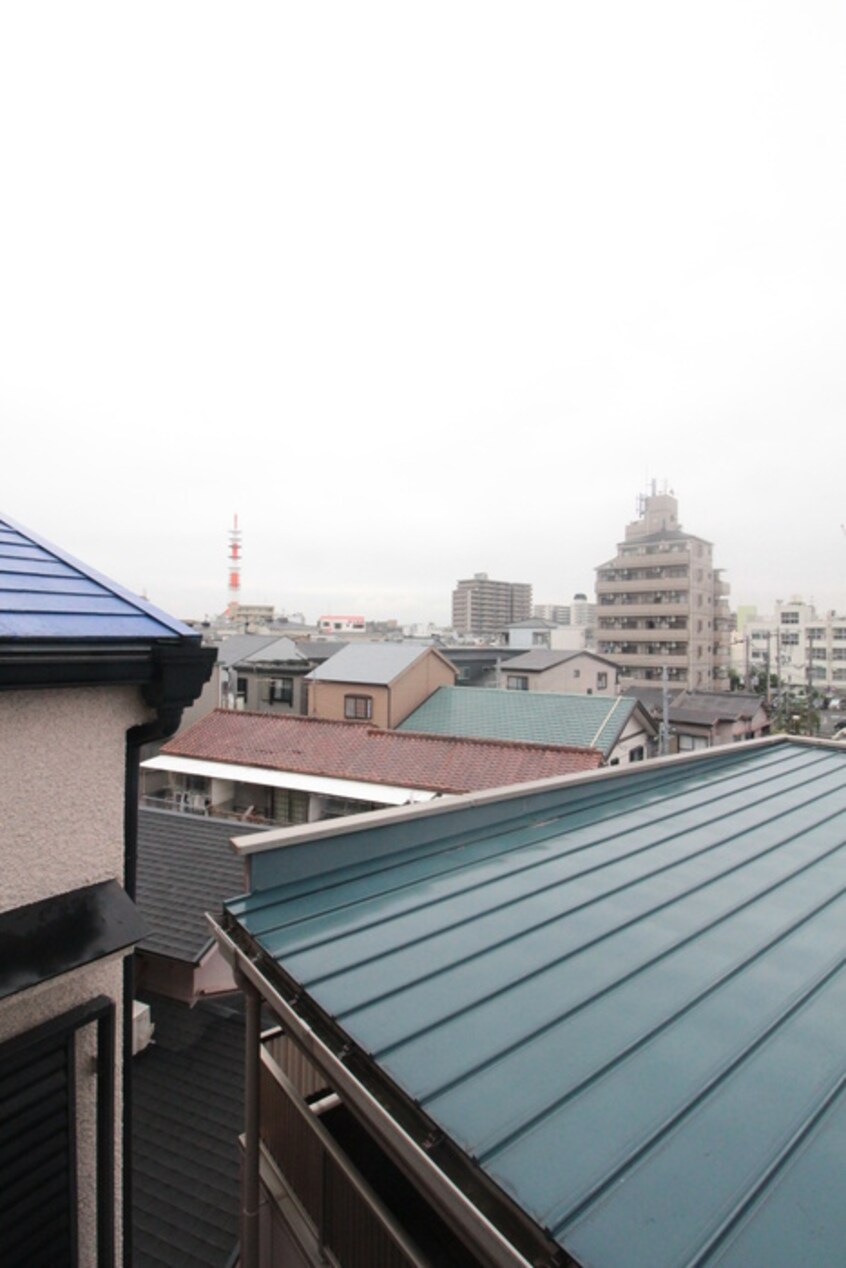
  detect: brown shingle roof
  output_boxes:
[162,709,602,795]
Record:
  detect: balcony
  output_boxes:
[596,577,689,595]
[257,1035,473,1267]
[611,652,689,669]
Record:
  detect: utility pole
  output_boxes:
[660,664,671,756]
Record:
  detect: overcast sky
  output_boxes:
[2,3,844,626]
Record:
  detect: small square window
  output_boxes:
[344,695,373,720]
[506,675,529,691]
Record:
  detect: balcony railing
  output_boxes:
[259,1043,430,1268]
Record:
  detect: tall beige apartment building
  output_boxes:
[595,491,732,688]
[452,572,532,636]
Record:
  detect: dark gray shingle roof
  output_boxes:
[137,808,264,963]
[132,994,245,1268]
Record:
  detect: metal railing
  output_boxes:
[259,1046,430,1268]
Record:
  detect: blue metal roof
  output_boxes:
[225,739,846,1267]
[0,514,196,640]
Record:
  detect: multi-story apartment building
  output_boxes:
[452,571,532,636]
[595,490,732,689]
[738,599,846,694]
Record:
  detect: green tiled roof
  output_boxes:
[399,686,639,757]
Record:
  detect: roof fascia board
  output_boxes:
[0,634,216,704]
[212,917,545,1268]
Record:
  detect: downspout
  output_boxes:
[240,975,262,1268]
[122,702,184,1268]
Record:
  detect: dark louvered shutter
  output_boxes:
[0,1030,75,1267]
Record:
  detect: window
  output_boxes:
[506,675,529,691]
[597,672,608,690]
[269,677,294,704]
[781,611,799,624]
[573,669,581,679]
[344,695,373,720]
[236,676,248,701]
[628,746,645,762]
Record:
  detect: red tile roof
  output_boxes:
[162,709,602,795]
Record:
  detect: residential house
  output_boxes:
[440,645,522,688]
[399,685,658,764]
[141,708,603,826]
[213,736,846,1268]
[0,513,212,1267]
[306,641,457,728]
[501,648,619,695]
[627,687,770,751]
[498,617,558,650]
[220,635,346,715]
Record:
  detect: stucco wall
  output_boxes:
[0,684,152,1266]
[388,653,456,727]
[0,686,146,911]
[309,680,390,727]
[522,655,616,696]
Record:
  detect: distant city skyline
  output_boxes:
[2,5,844,628]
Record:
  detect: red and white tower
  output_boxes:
[227,514,242,618]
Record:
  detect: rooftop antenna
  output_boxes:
[227,514,241,618]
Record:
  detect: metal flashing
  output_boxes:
[0,880,146,999]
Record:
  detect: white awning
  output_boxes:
[141,754,438,807]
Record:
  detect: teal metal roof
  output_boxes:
[0,514,196,640]
[399,685,642,757]
[225,739,846,1267]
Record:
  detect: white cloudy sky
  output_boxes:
[2,3,844,625]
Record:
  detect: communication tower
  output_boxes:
[227,514,241,617]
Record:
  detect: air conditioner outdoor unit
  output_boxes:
[132,1000,155,1055]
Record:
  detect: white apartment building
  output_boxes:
[736,599,846,694]
[595,490,732,689]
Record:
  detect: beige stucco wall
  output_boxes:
[388,653,456,727]
[0,684,152,1267]
[309,680,391,727]
[0,686,148,911]
[516,655,616,696]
